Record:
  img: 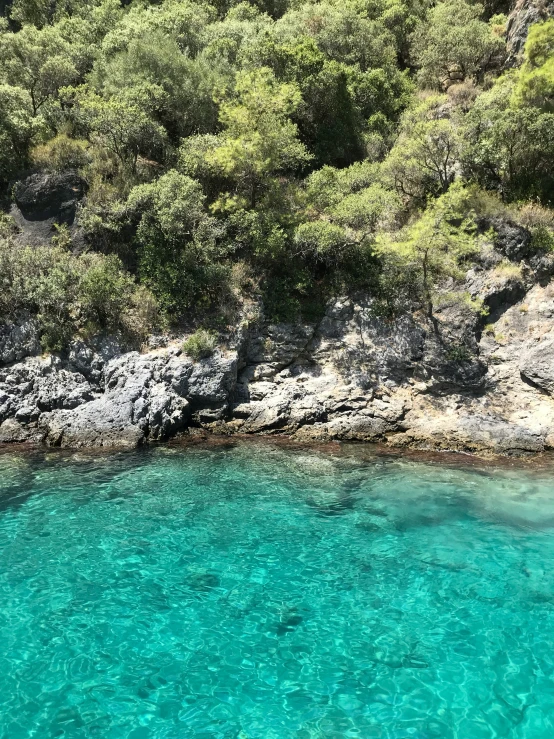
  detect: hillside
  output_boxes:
[2,0,554,454]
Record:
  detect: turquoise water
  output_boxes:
[1,444,554,739]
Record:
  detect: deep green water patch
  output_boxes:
[1,443,554,738]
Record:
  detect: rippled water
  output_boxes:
[1,442,554,738]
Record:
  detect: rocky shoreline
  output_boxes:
[3,225,554,458]
[1,1,554,462]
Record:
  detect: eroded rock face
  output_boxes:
[0,345,238,448]
[520,336,554,394]
[506,0,554,67]
[39,351,237,448]
[0,319,40,365]
[3,251,554,455]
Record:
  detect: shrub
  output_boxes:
[182,329,218,360]
[0,238,158,351]
[446,344,472,362]
[530,225,554,252]
[517,203,554,229]
[30,134,89,172]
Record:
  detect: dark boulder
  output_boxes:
[11,171,88,245]
[478,217,532,262]
[13,172,87,224]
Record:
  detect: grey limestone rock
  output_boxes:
[506,0,554,67]
[4,250,554,456]
[0,356,94,424]
[466,267,526,315]
[42,397,144,449]
[0,418,44,444]
[0,319,41,365]
[520,336,554,394]
[37,349,237,448]
[67,338,122,385]
[397,413,545,456]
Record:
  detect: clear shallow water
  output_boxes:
[1,444,554,739]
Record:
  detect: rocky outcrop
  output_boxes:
[0,319,40,365]
[3,230,554,456]
[0,346,238,448]
[11,172,88,245]
[506,0,554,67]
[520,335,554,393]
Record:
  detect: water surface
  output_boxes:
[1,442,554,738]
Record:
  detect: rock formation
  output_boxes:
[506,0,554,67]
[2,216,554,457]
[10,172,88,246]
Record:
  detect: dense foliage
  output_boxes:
[0,0,553,345]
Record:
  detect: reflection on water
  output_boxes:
[0,442,554,738]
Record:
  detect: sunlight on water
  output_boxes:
[1,442,554,738]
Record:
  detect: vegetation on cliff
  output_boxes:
[0,0,553,348]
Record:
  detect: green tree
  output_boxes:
[380,0,433,67]
[100,0,216,58]
[376,183,479,317]
[206,67,312,207]
[295,161,400,267]
[202,2,273,67]
[8,0,101,27]
[0,235,155,350]
[383,96,460,204]
[295,183,399,266]
[0,84,38,182]
[412,0,504,89]
[274,0,398,73]
[0,24,79,116]
[513,20,554,112]
[72,89,167,173]
[462,77,554,203]
[90,33,220,142]
[127,171,227,316]
[241,35,412,167]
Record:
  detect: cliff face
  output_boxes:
[506,0,554,66]
[2,223,554,457]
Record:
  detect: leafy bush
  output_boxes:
[182,329,218,360]
[30,134,89,172]
[530,225,554,253]
[445,344,472,362]
[0,237,158,351]
[0,84,37,184]
[512,20,554,112]
[376,184,480,317]
[127,171,229,316]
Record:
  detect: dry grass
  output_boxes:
[516,203,554,229]
[491,261,523,280]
